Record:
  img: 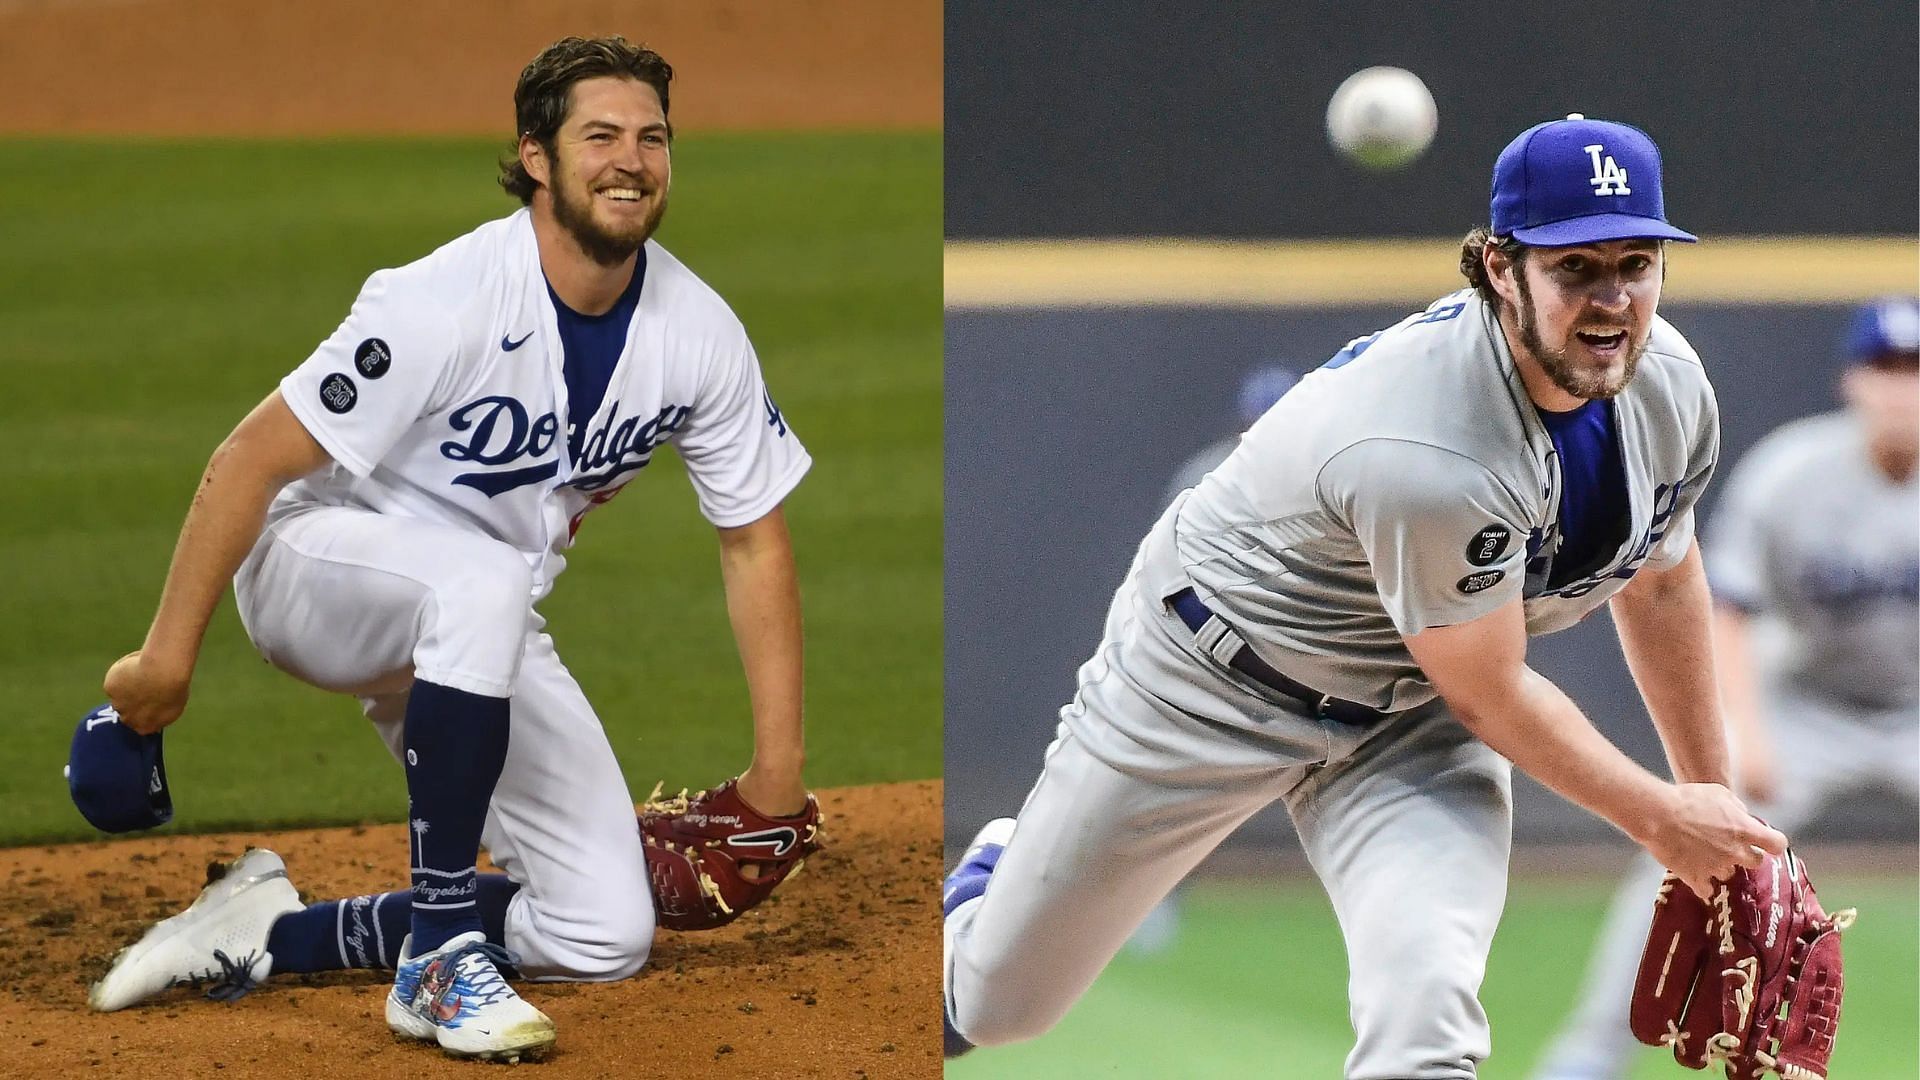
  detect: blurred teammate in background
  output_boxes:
[1533,294,1920,1080]
[1164,364,1303,497]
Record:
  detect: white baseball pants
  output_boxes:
[233,502,654,980]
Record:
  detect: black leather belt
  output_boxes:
[1167,587,1386,726]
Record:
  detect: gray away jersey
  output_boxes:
[1706,411,1919,714]
[1166,290,1718,711]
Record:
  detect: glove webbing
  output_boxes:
[1702,885,1857,1079]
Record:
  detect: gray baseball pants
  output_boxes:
[945,524,1515,1079]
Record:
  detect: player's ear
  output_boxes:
[520,135,550,189]
[1483,243,1522,307]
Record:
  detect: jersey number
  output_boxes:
[1319,301,1465,371]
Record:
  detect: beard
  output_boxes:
[1513,271,1644,401]
[549,172,669,267]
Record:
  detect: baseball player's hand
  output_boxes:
[102,651,192,735]
[1642,782,1787,898]
[638,776,823,930]
[736,764,809,881]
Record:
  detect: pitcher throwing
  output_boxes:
[943,116,1787,1079]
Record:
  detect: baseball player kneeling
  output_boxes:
[944,116,1806,1078]
[85,36,819,1063]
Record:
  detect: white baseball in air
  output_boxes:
[1325,66,1438,171]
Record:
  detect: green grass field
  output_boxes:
[0,132,941,844]
[946,874,1919,1079]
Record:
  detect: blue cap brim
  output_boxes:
[1511,213,1698,246]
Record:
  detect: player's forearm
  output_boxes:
[1445,667,1675,845]
[717,509,806,783]
[1608,542,1732,787]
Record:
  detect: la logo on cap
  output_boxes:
[1560,114,1632,197]
[1584,146,1631,195]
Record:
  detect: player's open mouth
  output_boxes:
[599,187,648,203]
[1575,329,1627,354]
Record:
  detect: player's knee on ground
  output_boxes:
[549,905,654,982]
[414,545,537,695]
[509,891,656,982]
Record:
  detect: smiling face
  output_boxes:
[1489,239,1663,404]
[524,75,672,266]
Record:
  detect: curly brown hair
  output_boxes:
[1458,225,1529,308]
[498,36,674,205]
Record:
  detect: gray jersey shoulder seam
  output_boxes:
[1313,436,1533,521]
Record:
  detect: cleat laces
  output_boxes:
[169,948,264,1003]
[437,940,519,1011]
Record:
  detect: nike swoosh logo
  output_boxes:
[726,826,800,858]
[501,331,534,351]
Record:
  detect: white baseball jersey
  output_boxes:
[276,208,810,601]
[1707,411,1919,715]
[1173,289,1718,711]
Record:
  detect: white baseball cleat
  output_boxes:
[89,847,305,1012]
[386,930,557,1062]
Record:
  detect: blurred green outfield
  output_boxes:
[946,874,1919,1079]
[0,132,941,844]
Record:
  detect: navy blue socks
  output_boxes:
[258,678,515,975]
[265,875,520,973]
[401,679,511,955]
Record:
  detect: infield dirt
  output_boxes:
[0,780,942,1078]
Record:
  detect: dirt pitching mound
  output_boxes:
[0,780,941,1078]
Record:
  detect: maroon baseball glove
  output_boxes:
[1630,850,1854,1079]
[638,778,823,931]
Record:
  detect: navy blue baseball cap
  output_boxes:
[66,703,173,833]
[1490,114,1697,246]
[1843,296,1920,363]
